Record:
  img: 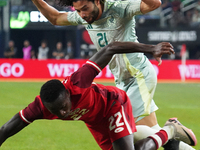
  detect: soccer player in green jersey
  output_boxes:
[31,0,196,149]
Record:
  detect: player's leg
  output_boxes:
[109,97,136,150]
[134,125,180,149]
[134,118,197,150]
[119,60,159,127]
[134,125,159,143]
[135,63,197,150]
[148,118,197,149]
[135,119,197,150]
[134,138,157,150]
[162,118,197,150]
[113,131,166,150]
[134,123,189,150]
[134,125,176,150]
[134,114,196,149]
[113,135,157,150]
[135,111,158,126]
[163,118,197,146]
[119,68,161,141]
[133,124,170,150]
[112,134,134,150]
[121,63,196,150]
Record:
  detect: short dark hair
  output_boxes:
[40,79,66,103]
[56,0,105,7]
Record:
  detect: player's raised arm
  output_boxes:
[31,0,71,26]
[0,113,28,147]
[140,0,162,14]
[89,41,174,69]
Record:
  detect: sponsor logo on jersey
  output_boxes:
[87,24,93,29]
[69,108,89,120]
[114,127,124,133]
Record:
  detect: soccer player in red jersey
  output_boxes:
[0,42,197,150]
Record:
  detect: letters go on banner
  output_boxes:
[0,59,113,80]
[0,59,200,82]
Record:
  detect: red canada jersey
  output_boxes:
[19,61,136,149]
[20,61,131,125]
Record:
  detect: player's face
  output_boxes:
[73,0,100,24]
[44,90,72,119]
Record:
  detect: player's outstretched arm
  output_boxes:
[0,113,28,147]
[89,41,174,69]
[31,0,71,26]
[140,0,162,14]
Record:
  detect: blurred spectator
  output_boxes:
[185,10,193,27]
[161,0,172,10]
[64,41,74,59]
[169,7,187,27]
[22,40,36,60]
[52,42,65,59]
[80,44,90,59]
[195,0,200,12]
[160,0,172,27]
[171,0,181,12]
[88,44,97,57]
[191,8,200,27]
[195,50,200,59]
[4,40,18,59]
[11,0,23,5]
[37,40,49,60]
[80,44,96,59]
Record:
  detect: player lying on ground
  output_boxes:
[0,41,197,150]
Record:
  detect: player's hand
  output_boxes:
[153,42,175,66]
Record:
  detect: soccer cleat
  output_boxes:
[164,118,197,146]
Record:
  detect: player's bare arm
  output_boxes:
[0,113,28,147]
[31,0,71,26]
[90,41,174,69]
[140,0,162,14]
[151,42,175,66]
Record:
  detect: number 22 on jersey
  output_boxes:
[109,112,125,133]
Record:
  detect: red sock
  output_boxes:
[148,130,168,149]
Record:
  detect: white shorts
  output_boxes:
[116,60,158,122]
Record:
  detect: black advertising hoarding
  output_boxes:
[136,27,199,45]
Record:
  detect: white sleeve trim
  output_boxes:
[121,106,133,134]
[86,61,102,72]
[20,110,32,124]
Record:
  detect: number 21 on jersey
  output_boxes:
[97,33,108,47]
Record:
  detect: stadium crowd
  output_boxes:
[3,39,75,60]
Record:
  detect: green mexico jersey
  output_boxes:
[67,0,151,84]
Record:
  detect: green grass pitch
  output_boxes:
[0,81,199,150]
